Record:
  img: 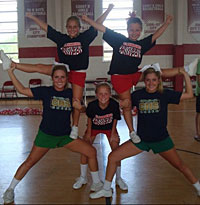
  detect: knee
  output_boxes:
[87,146,97,158]
[108,152,118,164]
[120,99,131,110]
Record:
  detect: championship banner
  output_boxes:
[71,0,94,31]
[24,0,47,38]
[142,0,164,34]
[188,0,200,33]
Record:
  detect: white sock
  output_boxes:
[103,180,112,191]
[8,177,20,190]
[90,171,100,184]
[116,166,121,180]
[184,65,189,73]
[193,180,200,191]
[80,164,88,178]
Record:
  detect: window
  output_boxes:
[0,0,18,61]
[102,0,133,61]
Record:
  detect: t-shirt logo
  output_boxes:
[119,42,141,58]
[93,113,113,125]
[61,42,82,56]
[139,99,160,113]
[51,96,72,111]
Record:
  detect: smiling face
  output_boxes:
[66,19,80,38]
[52,70,68,91]
[96,85,111,107]
[144,72,160,93]
[127,23,142,41]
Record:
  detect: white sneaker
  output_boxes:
[90,181,103,192]
[116,177,128,191]
[130,131,141,143]
[0,50,12,70]
[3,188,14,204]
[90,188,112,199]
[73,177,87,189]
[70,126,78,139]
[188,58,199,76]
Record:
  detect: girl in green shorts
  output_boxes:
[2,65,102,204]
[89,65,200,199]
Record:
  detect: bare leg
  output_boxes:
[80,135,96,164]
[105,140,142,182]
[159,147,198,184]
[12,61,53,76]
[71,84,84,126]
[14,145,49,180]
[108,136,121,167]
[118,89,133,132]
[64,138,98,172]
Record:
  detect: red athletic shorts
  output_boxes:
[91,129,119,143]
[68,71,86,88]
[111,72,142,94]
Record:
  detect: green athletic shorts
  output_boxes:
[131,136,174,154]
[34,129,74,148]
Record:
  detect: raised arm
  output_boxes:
[179,70,193,100]
[7,67,33,97]
[82,15,106,33]
[95,4,114,24]
[152,15,173,43]
[26,12,48,32]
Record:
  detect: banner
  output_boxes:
[24,0,47,38]
[188,0,200,33]
[142,0,164,34]
[71,0,94,31]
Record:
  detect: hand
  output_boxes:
[165,15,173,24]
[73,98,82,110]
[81,15,90,23]
[25,12,34,19]
[8,64,15,73]
[108,4,114,11]
[119,99,131,108]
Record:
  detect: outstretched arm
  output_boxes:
[179,70,193,100]
[82,15,106,33]
[7,67,33,97]
[95,4,114,24]
[81,4,114,33]
[152,15,173,43]
[26,12,48,32]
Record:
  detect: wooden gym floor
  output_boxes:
[0,97,200,204]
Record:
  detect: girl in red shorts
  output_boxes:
[0,4,114,140]
[73,82,128,191]
[81,11,199,144]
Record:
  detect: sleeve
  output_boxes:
[165,89,182,104]
[103,28,126,48]
[140,34,156,55]
[113,100,121,120]
[47,25,68,44]
[82,26,98,45]
[86,102,94,118]
[31,86,46,100]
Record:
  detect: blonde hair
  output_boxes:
[143,68,163,93]
[95,82,111,94]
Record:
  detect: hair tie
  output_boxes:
[128,11,137,18]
